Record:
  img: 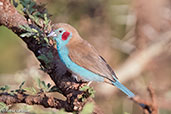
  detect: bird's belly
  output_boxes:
[58,47,104,82]
[66,62,104,82]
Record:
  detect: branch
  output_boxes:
[131,84,158,114]
[0,92,68,109]
[0,0,102,113]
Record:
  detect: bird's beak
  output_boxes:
[47,31,57,37]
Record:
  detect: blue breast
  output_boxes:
[57,46,104,82]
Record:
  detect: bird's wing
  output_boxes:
[67,40,118,81]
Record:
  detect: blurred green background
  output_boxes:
[0,0,171,114]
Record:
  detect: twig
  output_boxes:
[131,84,158,114]
[0,92,68,109]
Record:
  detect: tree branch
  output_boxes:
[131,84,158,114]
[0,92,68,109]
[0,0,102,113]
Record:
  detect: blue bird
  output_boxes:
[48,23,135,98]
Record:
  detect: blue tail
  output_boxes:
[112,77,148,109]
[112,77,135,98]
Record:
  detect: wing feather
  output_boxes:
[67,40,118,81]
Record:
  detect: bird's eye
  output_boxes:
[59,30,62,33]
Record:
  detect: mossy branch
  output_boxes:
[0,0,101,113]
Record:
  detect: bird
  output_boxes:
[48,23,135,98]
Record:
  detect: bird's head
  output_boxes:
[48,23,82,48]
[48,27,72,47]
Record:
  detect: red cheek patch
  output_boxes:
[62,31,70,40]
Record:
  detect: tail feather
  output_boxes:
[112,77,135,97]
[111,77,148,109]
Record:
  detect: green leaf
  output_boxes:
[19,81,25,89]
[80,103,94,114]
[80,85,90,91]
[47,83,51,88]
[31,87,37,94]
[29,8,35,14]
[5,85,10,91]
[0,87,5,91]
[47,52,53,59]
[29,1,35,8]
[28,1,36,13]
[18,25,27,30]
[23,0,31,4]
[44,13,48,21]
[36,78,51,92]
[19,25,32,32]
[0,102,6,107]
[48,86,61,93]
[88,87,95,98]
[31,28,38,33]
[44,37,49,43]
[41,81,47,89]
[37,54,50,65]
[37,54,48,61]
[20,32,33,37]
[0,85,10,92]
[0,102,9,112]
[80,85,95,99]
[24,87,37,94]
[43,13,49,25]
[12,0,19,7]
[39,64,46,71]
[37,78,41,89]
